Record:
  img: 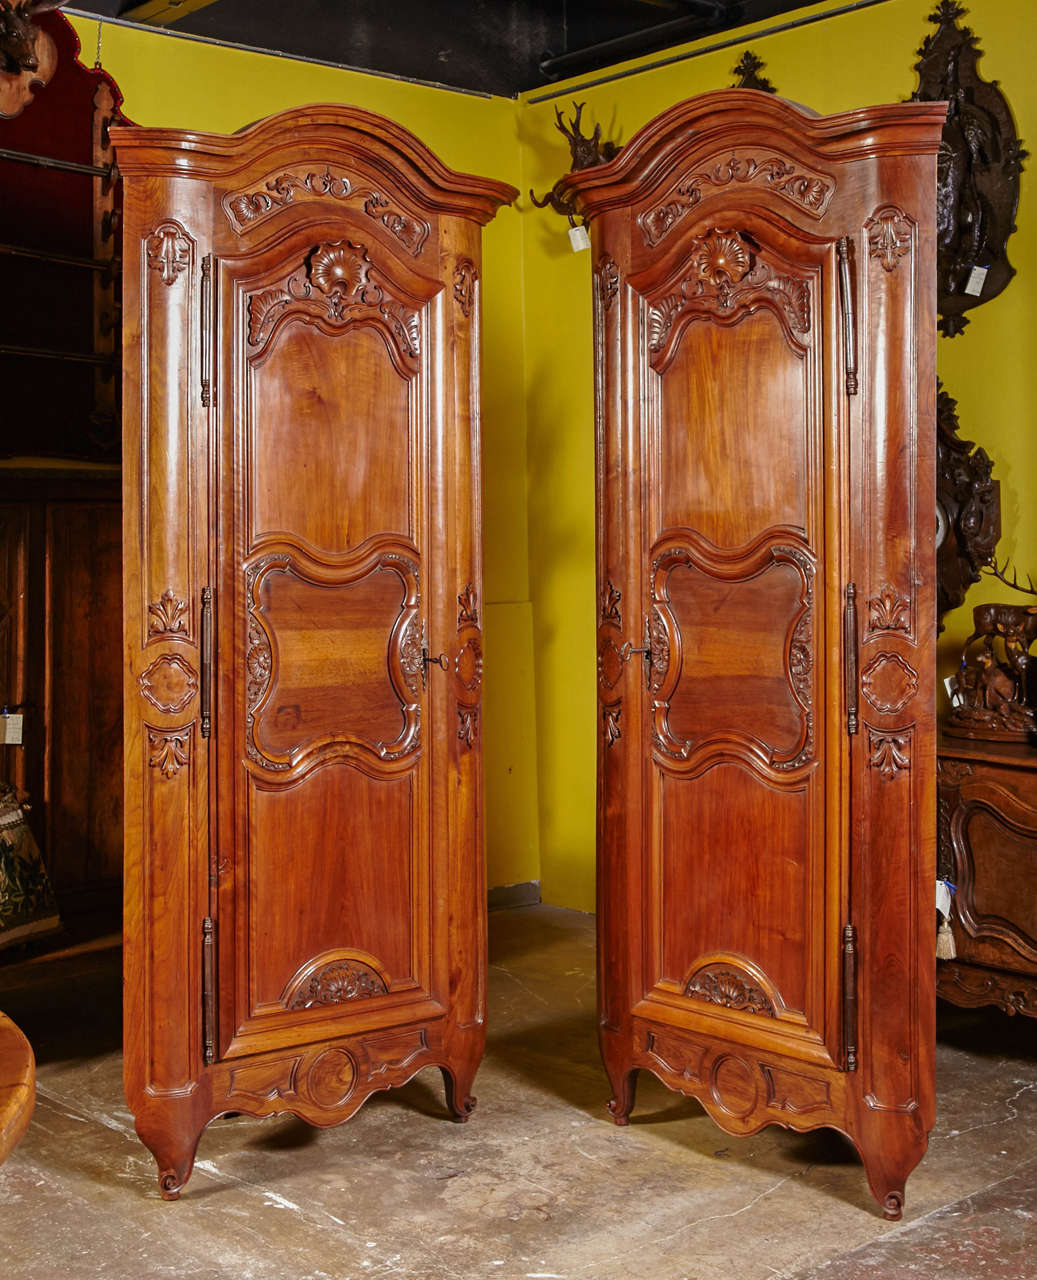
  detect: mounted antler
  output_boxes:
[0,0,67,75]
[984,557,1037,596]
[530,101,621,221]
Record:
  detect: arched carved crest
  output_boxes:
[247,239,422,374]
[646,229,811,370]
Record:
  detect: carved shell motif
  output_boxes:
[289,961,388,1010]
[684,965,775,1017]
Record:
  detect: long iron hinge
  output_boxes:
[200,253,213,408]
[845,582,859,736]
[200,586,212,739]
[842,922,858,1072]
[836,236,858,397]
[202,916,216,1067]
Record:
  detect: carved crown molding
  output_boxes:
[223,166,430,256]
[639,154,833,248]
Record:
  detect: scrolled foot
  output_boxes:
[159,1170,183,1201]
[605,1067,638,1126]
[440,1065,478,1123]
[883,1190,904,1221]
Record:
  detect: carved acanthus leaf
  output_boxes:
[399,616,423,697]
[246,240,421,368]
[597,254,620,312]
[147,588,188,638]
[145,222,191,286]
[458,708,477,749]
[647,229,810,359]
[601,580,622,625]
[868,584,911,633]
[225,167,430,255]
[865,205,913,272]
[453,259,476,317]
[289,961,387,1010]
[684,965,775,1017]
[604,704,621,746]
[147,728,190,779]
[640,155,833,247]
[457,583,479,627]
[868,729,910,780]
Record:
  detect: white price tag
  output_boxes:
[568,223,591,252]
[964,265,988,297]
[935,879,953,919]
[1,714,23,745]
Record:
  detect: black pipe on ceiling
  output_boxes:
[540,0,733,81]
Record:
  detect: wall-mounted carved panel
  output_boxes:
[646,229,811,370]
[912,1,1028,336]
[247,239,422,374]
[223,166,430,256]
[640,156,833,249]
[244,545,421,773]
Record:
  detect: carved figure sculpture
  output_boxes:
[950,598,1037,740]
[0,0,64,74]
[530,101,621,222]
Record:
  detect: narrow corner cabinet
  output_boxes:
[559,91,944,1219]
[114,105,515,1198]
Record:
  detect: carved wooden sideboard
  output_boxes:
[561,90,944,1219]
[938,739,1037,1017]
[114,106,514,1197]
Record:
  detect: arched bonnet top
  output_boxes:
[112,102,517,226]
[557,89,948,223]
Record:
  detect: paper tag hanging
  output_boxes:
[568,224,591,252]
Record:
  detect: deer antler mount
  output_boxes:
[530,101,622,221]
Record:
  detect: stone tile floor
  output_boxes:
[0,905,1033,1279]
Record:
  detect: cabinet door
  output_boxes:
[573,91,941,1220]
[213,228,447,1063]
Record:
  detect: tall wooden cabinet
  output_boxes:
[560,92,944,1218]
[114,107,514,1197]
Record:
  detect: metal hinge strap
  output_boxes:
[202,916,216,1067]
[845,582,859,736]
[200,253,213,407]
[842,922,858,1072]
[837,236,858,397]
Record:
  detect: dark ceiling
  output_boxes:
[67,0,827,96]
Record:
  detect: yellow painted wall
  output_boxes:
[519,0,1037,909]
[68,15,542,894]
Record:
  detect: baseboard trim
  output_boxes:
[487,880,541,912]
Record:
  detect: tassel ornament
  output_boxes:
[936,917,956,960]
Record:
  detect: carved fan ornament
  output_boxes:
[911,2,1027,336]
[288,960,387,1010]
[640,156,833,248]
[868,584,911,634]
[869,729,911,780]
[647,229,810,366]
[224,166,430,255]
[147,728,190,779]
[147,588,188,639]
[247,240,421,369]
[684,965,776,1017]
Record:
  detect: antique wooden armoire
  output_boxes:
[114,106,514,1197]
[560,92,945,1218]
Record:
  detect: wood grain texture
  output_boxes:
[0,1010,34,1166]
[115,104,514,1197]
[565,90,943,1221]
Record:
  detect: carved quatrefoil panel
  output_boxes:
[140,653,198,715]
[860,651,919,715]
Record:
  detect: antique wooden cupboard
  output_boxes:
[560,91,945,1218]
[114,106,514,1197]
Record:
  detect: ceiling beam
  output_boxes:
[119,0,222,27]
